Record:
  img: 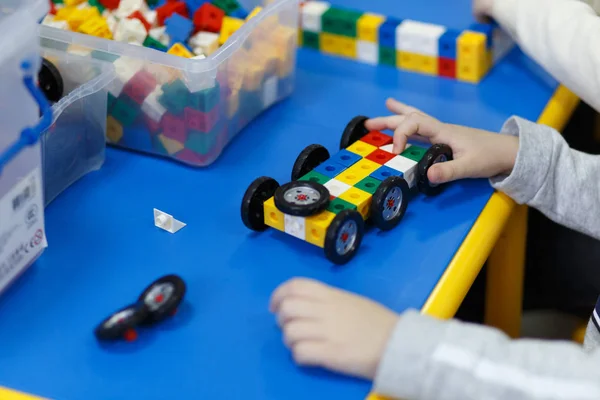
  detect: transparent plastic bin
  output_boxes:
[39,0,299,167]
[40,48,115,205]
[0,0,51,293]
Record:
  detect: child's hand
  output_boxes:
[472,0,494,21]
[269,278,399,380]
[365,98,519,185]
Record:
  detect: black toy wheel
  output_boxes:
[94,302,149,342]
[138,274,186,324]
[370,176,410,231]
[241,176,280,231]
[291,144,330,181]
[324,210,365,265]
[340,115,369,149]
[416,144,454,196]
[38,58,64,103]
[274,181,330,217]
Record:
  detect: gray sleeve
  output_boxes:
[373,310,600,400]
[490,116,600,241]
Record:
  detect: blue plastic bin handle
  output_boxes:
[0,60,53,175]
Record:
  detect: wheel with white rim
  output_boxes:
[138,274,186,325]
[274,180,330,217]
[416,144,454,196]
[370,176,410,231]
[324,210,365,265]
[94,302,149,342]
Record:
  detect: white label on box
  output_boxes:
[0,167,47,293]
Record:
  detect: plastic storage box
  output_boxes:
[0,0,51,294]
[40,48,115,205]
[39,0,299,167]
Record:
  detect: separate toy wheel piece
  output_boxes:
[38,58,64,103]
[274,181,330,217]
[324,210,365,265]
[340,116,369,149]
[241,176,280,231]
[416,144,454,196]
[291,144,331,181]
[94,303,149,342]
[138,274,186,324]
[370,176,410,231]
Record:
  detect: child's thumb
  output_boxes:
[427,159,466,184]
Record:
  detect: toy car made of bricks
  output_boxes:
[241,116,454,265]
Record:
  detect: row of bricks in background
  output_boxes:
[298,1,514,83]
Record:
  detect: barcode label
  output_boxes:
[11,178,35,212]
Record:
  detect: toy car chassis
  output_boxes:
[241,116,453,265]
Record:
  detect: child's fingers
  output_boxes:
[427,158,469,184]
[269,278,328,313]
[391,113,442,154]
[385,98,422,116]
[282,321,324,348]
[276,298,322,326]
[364,115,405,131]
[291,341,332,367]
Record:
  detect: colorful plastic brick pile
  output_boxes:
[40,0,297,166]
[298,1,515,83]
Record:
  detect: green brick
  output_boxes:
[111,97,140,127]
[190,82,220,112]
[212,0,240,15]
[355,176,382,195]
[107,92,117,109]
[299,170,330,185]
[143,36,168,52]
[302,31,320,50]
[322,7,362,38]
[401,145,428,162]
[91,50,120,63]
[146,0,159,5]
[159,80,190,116]
[51,0,64,4]
[327,197,357,214]
[88,0,105,12]
[379,46,397,66]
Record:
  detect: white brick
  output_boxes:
[144,10,158,28]
[149,26,170,47]
[357,41,378,65]
[189,31,220,56]
[141,88,167,122]
[113,18,147,44]
[301,1,330,32]
[385,155,418,187]
[115,0,149,19]
[396,20,446,56]
[284,215,306,240]
[324,179,351,197]
[262,76,278,108]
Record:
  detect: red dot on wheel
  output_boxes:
[155,294,164,303]
[124,329,138,342]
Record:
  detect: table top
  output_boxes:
[0,1,559,399]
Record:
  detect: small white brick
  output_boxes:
[192,53,206,59]
[189,31,220,56]
[42,16,70,30]
[301,1,330,32]
[396,20,446,56]
[108,78,125,97]
[380,143,411,153]
[149,26,170,47]
[114,18,147,44]
[113,56,144,84]
[284,215,306,240]
[385,155,418,187]
[324,179,351,197]
[144,10,158,28]
[262,76,278,108]
[105,13,118,34]
[356,41,378,65]
[142,88,167,122]
[115,0,149,19]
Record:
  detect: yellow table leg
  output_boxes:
[484,204,527,338]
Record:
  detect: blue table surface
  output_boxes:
[0,1,559,399]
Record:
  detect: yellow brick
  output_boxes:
[338,37,357,58]
[458,31,487,59]
[264,197,285,231]
[243,66,265,91]
[64,0,85,6]
[456,31,488,83]
[78,17,112,39]
[272,26,297,52]
[168,43,194,58]
[320,33,356,58]
[106,116,123,143]
[418,55,438,75]
[158,134,184,155]
[66,7,100,30]
[277,51,295,78]
[298,28,303,46]
[339,187,372,219]
[357,13,385,42]
[336,159,380,186]
[219,16,245,45]
[246,6,262,21]
[305,210,336,247]
[227,90,240,119]
[54,7,75,21]
[346,140,377,157]
[397,51,420,72]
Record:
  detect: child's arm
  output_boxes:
[366,98,600,241]
[270,278,600,400]
[481,0,600,112]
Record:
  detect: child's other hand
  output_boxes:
[472,0,494,22]
[365,98,519,185]
[269,278,399,380]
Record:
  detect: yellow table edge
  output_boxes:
[1,86,580,400]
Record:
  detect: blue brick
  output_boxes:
[121,123,154,152]
[370,165,402,182]
[313,161,348,179]
[379,18,402,49]
[229,7,248,19]
[468,23,493,48]
[165,13,194,44]
[184,0,207,14]
[330,149,362,168]
[438,29,461,59]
